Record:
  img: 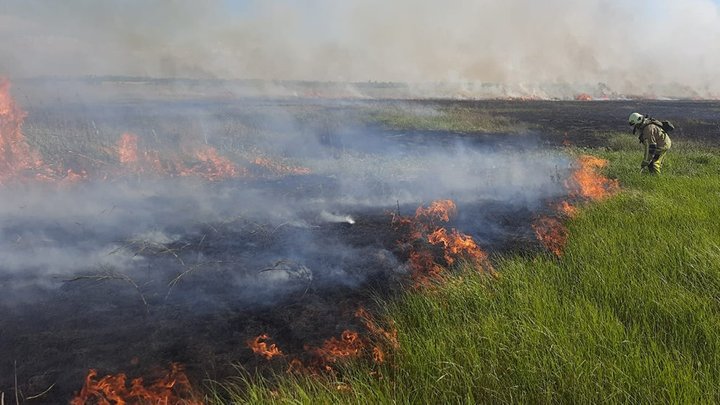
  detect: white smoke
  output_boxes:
[0,0,719,97]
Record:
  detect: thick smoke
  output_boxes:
[1,0,719,97]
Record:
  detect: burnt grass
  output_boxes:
[1,98,719,403]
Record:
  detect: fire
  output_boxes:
[247,334,284,360]
[252,156,311,176]
[574,93,593,101]
[354,307,399,350]
[372,347,385,364]
[116,132,246,181]
[408,250,446,286]
[311,330,364,364]
[181,147,246,181]
[0,78,47,183]
[535,154,619,255]
[71,363,202,405]
[557,200,578,218]
[532,216,568,257]
[414,199,457,225]
[427,228,488,265]
[117,133,139,164]
[393,200,494,286]
[567,155,619,200]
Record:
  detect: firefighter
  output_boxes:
[628,112,672,174]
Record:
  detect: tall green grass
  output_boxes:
[213,139,720,404]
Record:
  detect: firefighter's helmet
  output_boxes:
[628,112,644,126]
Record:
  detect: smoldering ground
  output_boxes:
[0,97,575,401]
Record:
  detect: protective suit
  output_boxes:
[637,118,672,174]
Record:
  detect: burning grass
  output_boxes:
[210,146,720,404]
[71,363,201,405]
[532,154,620,257]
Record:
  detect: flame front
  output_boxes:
[0,78,48,183]
[532,216,569,257]
[427,228,488,265]
[71,363,202,405]
[311,330,365,364]
[393,200,494,287]
[536,154,619,256]
[248,334,284,360]
[567,155,619,200]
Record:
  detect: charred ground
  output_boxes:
[1,95,719,403]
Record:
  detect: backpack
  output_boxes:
[647,118,675,134]
[660,120,675,133]
[636,117,675,142]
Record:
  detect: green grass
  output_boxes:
[211,139,720,404]
[368,106,521,133]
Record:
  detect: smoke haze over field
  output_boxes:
[1,0,719,97]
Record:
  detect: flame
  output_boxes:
[557,200,579,218]
[414,199,457,225]
[427,228,488,265]
[574,93,593,101]
[311,330,365,364]
[354,307,399,350]
[538,155,619,255]
[117,133,139,164]
[532,216,568,257]
[116,132,246,181]
[247,334,284,360]
[252,156,311,176]
[408,250,446,286]
[393,200,493,286]
[372,347,385,365]
[180,147,246,181]
[70,363,202,405]
[567,155,619,200]
[0,78,48,183]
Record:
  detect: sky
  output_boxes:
[1,0,719,96]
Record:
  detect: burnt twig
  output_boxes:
[25,384,55,401]
[63,270,150,314]
[13,361,19,405]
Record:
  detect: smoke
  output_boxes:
[0,117,571,308]
[1,0,719,97]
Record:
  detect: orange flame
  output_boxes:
[557,200,579,218]
[393,200,493,286]
[532,216,568,257]
[0,78,48,183]
[574,93,593,101]
[427,228,488,265]
[115,132,247,181]
[539,155,619,255]
[414,199,457,225]
[70,363,202,405]
[372,347,385,365]
[311,330,365,364]
[247,334,284,360]
[408,250,446,286]
[567,155,619,200]
[354,307,399,350]
[181,147,246,181]
[117,133,139,164]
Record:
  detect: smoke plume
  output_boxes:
[1,0,719,98]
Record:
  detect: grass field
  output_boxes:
[212,133,720,403]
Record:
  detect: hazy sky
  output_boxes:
[1,0,719,95]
